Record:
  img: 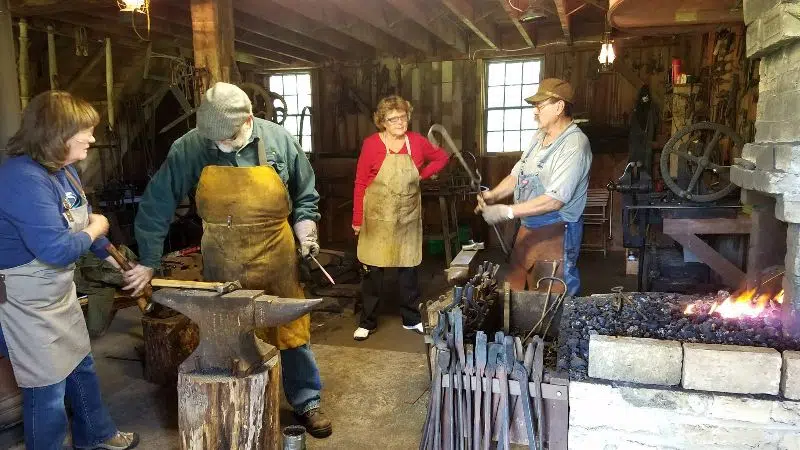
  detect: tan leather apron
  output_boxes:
[357,135,422,268]
[195,140,310,350]
[0,170,92,388]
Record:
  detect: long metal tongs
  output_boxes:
[428,124,510,257]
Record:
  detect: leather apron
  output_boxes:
[357,135,422,268]
[0,170,92,388]
[507,127,579,292]
[195,140,310,350]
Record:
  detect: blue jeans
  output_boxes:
[280,344,322,414]
[0,327,117,450]
[564,219,583,297]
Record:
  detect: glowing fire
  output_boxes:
[684,289,784,319]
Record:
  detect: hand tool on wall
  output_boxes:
[427,124,510,257]
[452,309,467,450]
[483,343,500,450]
[104,243,153,313]
[444,314,456,450]
[473,331,487,450]
[531,337,546,450]
[464,345,474,449]
[495,337,511,450]
[512,358,537,450]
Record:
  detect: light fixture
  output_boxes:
[519,1,548,23]
[118,0,146,13]
[598,31,616,72]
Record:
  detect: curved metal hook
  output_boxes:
[427,124,482,190]
[535,276,567,293]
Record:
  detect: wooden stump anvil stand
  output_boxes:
[151,287,322,450]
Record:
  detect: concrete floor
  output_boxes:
[2,250,634,449]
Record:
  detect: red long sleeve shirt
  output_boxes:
[352,131,450,226]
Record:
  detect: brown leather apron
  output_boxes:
[357,135,423,268]
[506,222,566,293]
[195,141,310,349]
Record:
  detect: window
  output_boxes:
[485,59,542,153]
[268,72,313,152]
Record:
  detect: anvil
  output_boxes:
[152,288,322,376]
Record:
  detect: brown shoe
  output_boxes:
[295,408,332,438]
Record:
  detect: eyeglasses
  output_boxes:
[385,115,408,125]
[532,99,555,110]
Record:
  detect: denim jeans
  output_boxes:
[0,327,117,450]
[564,218,584,297]
[280,343,322,414]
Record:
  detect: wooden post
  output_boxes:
[0,0,21,162]
[189,0,238,86]
[177,354,281,450]
[17,18,29,109]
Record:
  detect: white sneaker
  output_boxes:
[353,327,374,341]
[402,323,424,334]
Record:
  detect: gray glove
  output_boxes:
[293,220,320,258]
[482,204,513,226]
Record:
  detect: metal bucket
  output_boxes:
[282,425,306,450]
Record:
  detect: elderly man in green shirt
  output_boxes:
[124,82,332,438]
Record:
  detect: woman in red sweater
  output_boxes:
[351,95,449,340]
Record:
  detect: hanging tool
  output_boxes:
[104,243,153,313]
[473,331,487,450]
[427,124,510,257]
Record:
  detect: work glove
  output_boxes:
[481,204,513,226]
[121,264,155,297]
[294,220,320,258]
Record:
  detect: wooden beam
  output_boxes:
[613,57,665,106]
[553,0,571,44]
[326,0,432,53]
[232,10,347,60]
[66,44,104,91]
[265,0,399,53]
[385,0,467,53]
[9,0,105,16]
[582,0,608,10]
[441,0,498,49]
[190,0,238,83]
[0,0,20,162]
[667,233,746,289]
[234,29,319,64]
[497,0,533,47]
[663,217,752,236]
[235,0,375,58]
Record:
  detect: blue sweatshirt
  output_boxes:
[0,155,110,269]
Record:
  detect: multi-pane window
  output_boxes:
[268,72,313,152]
[485,59,543,153]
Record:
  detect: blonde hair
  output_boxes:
[7,91,100,171]
[373,95,413,131]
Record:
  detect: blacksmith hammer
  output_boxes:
[150,278,242,294]
[104,243,153,313]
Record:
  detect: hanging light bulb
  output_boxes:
[598,31,615,73]
[118,0,145,12]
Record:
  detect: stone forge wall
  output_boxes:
[733,0,800,332]
[569,381,800,450]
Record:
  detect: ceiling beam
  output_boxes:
[386,0,467,53]
[235,0,375,58]
[582,0,608,10]
[189,0,237,83]
[440,0,498,49]
[497,0,534,47]
[553,0,571,44]
[232,10,347,60]
[9,0,106,16]
[326,0,432,53]
[265,0,401,53]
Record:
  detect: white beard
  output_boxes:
[217,121,254,153]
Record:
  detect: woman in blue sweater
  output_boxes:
[0,91,138,450]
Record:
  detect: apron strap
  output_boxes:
[380,133,412,157]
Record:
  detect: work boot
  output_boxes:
[353,327,374,341]
[402,322,424,334]
[76,431,140,450]
[295,408,333,438]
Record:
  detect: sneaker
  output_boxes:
[295,408,333,438]
[402,323,424,334]
[76,431,139,450]
[353,327,374,341]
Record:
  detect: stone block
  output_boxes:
[742,142,777,170]
[781,351,800,400]
[775,142,800,173]
[745,0,791,25]
[771,397,800,424]
[588,335,682,386]
[748,3,800,59]
[753,170,800,194]
[709,396,773,423]
[755,121,776,142]
[732,166,755,190]
[776,195,800,222]
[682,343,782,395]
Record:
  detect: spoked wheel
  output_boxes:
[660,121,744,202]
[238,82,288,125]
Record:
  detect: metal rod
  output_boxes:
[624,204,742,209]
[105,37,114,130]
[309,254,336,285]
[18,18,28,108]
[47,25,57,89]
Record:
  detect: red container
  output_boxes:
[671,58,682,85]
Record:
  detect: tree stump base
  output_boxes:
[177,354,281,450]
[141,309,200,386]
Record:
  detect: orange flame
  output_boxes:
[684,288,785,319]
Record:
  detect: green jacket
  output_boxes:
[134,118,320,268]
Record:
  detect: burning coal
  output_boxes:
[684,289,784,319]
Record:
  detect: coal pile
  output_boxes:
[556,292,800,381]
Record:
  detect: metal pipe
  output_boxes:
[18,18,28,108]
[47,25,57,89]
[105,37,114,130]
[0,0,21,163]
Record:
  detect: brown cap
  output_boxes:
[524,78,574,105]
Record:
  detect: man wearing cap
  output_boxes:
[477,78,592,296]
[124,82,332,438]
